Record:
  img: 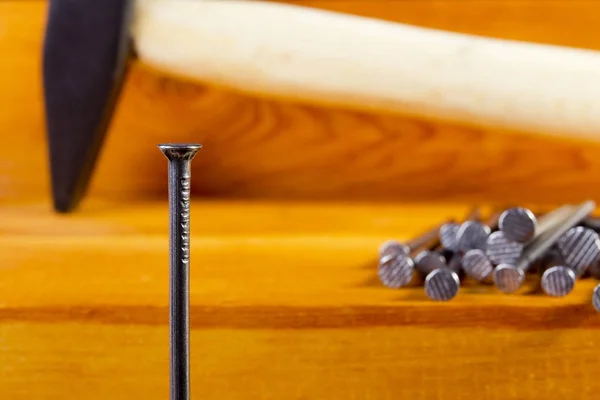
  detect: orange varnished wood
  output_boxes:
[0,201,599,399]
[2,2,600,205]
[2,2,600,398]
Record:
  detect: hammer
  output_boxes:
[43,0,600,213]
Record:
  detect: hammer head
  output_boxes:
[43,0,134,212]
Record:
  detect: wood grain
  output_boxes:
[1,201,599,399]
[3,3,600,398]
[3,2,600,205]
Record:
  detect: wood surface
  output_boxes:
[3,1,600,205]
[1,201,600,399]
[2,2,600,399]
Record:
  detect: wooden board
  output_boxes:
[2,2,600,397]
[3,1,600,206]
[1,201,599,399]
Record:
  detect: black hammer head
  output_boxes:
[43,0,134,212]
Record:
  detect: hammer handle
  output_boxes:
[132,0,600,141]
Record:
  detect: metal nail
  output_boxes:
[487,207,573,267]
[378,222,446,263]
[440,207,481,252]
[378,223,446,288]
[493,201,595,294]
[499,207,537,243]
[485,231,524,265]
[439,222,461,252]
[539,249,576,297]
[378,255,416,289]
[455,220,491,253]
[556,226,600,277]
[462,249,494,282]
[592,284,600,312]
[414,249,448,276]
[447,253,464,274]
[378,240,410,260]
[424,267,461,301]
[455,210,500,254]
[159,143,202,400]
[534,205,574,233]
[541,266,576,297]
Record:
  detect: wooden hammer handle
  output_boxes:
[132,0,600,141]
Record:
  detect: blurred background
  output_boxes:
[3,1,600,206]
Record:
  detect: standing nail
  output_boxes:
[494,201,595,294]
[159,143,202,400]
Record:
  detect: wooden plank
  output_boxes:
[3,1,600,206]
[0,201,599,399]
[1,324,599,400]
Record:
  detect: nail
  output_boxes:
[439,207,481,252]
[378,240,410,260]
[534,205,574,234]
[487,207,575,267]
[539,249,576,297]
[485,231,524,265]
[378,223,447,288]
[439,222,461,252]
[159,143,202,400]
[556,226,600,277]
[424,267,460,301]
[455,211,497,253]
[493,201,595,294]
[422,253,463,301]
[486,207,575,267]
[414,249,448,276]
[592,284,600,312]
[455,224,487,253]
[499,207,537,243]
[462,249,494,282]
[379,222,447,262]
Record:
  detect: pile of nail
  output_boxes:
[377,200,600,310]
